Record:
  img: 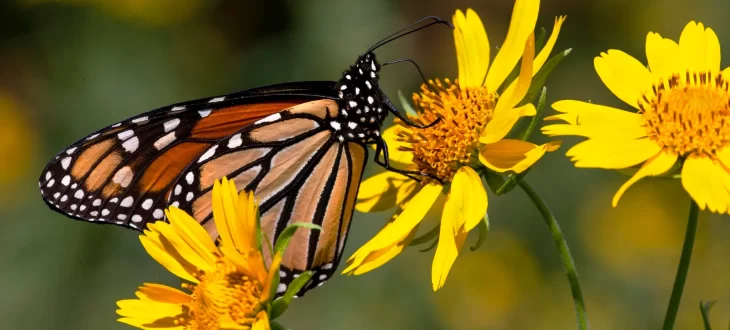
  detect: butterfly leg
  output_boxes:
[381,96,441,129]
[373,137,443,183]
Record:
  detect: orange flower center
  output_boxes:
[183,258,264,329]
[640,72,730,156]
[398,79,495,182]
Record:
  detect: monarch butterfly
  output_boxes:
[38,17,450,296]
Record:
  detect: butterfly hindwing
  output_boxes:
[169,99,367,296]
[39,82,337,228]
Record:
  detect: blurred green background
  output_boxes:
[1,0,729,329]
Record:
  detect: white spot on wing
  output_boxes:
[340,85,347,90]
[153,209,163,219]
[101,209,110,216]
[174,185,182,195]
[164,119,180,132]
[132,116,148,123]
[131,215,143,223]
[93,199,101,206]
[365,81,372,89]
[347,122,357,129]
[61,195,68,202]
[330,122,341,130]
[227,133,242,148]
[197,145,218,163]
[186,192,194,202]
[61,157,72,170]
[198,109,211,117]
[61,175,71,186]
[322,263,333,270]
[185,172,194,184]
[117,214,127,220]
[122,136,139,153]
[86,133,100,140]
[118,130,134,140]
[154,132,176,150]
[142,199,153,210]
[112,167,134,188]
[349,101,357,108]
[355,87,360,95]
[46,179,55,187]
[171,105,185,112]
[367,96,374,104]
[255,113,282,125]
[66,147,77,155]
[121,196,134,207]
[74,190,84,199]
[209,97,225,103]
[277,283,287,293]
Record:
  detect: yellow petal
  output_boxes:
[646,32,680,79]
[449,167,488,232]
[136,283,192,304]
[213,178,244,249]
[252,311,271,330]
[480,139,561,173]
[543,100,647,139]
[723,66,730,81]
[495,33,535,113]
[679,21,721,73]
[453,9,490,87]
[484,0,540,89]
[432,202,468,291]
[533,16,566,73]
[353,183,443,252]
[480,103,536,144]
[500,15,566,98]
[150,220,216,273]
[681,155,730,214]
[594,50,652,109]
[382,125,414,165]
[236,190,259,251]
[356,170,419,212]
[260,252,282,302]
[139,226,201,283]
[716,145,730,168]
[342,223,417,275]
[612,150,677,206]
[565,138,661,169]
[166,207,218,259]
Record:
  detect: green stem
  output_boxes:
[662,200,700,330]
[518,180,590,330]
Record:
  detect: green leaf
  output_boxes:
[519,48,571,107]
[517,86,547,141]
[410,223,440,246]
[420,237,439,252]
[496,169,532,196]
[534,26,548,55]
[274,223,322,256]
[700,300,717,330]
[271,321,288,330]
[470,214,490,251]
[483,170,506,194]
[398,90,418,117]
[270,271,315,319]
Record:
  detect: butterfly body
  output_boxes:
[39,52,392,295]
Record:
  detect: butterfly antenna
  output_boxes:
[381,58,435,94]
[367,16,453,53]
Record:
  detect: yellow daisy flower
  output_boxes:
[543,21,730,213]
[344,1,564,291]
[117,178,284,330]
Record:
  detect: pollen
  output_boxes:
[186,258,263,329]
[399,79,495,182]
[639,71,730,156]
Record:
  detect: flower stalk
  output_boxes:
[662,200,700,330]
[518,179,590,330]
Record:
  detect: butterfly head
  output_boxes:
[332,52,387,143]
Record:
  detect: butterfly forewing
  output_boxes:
[39,82,336,228]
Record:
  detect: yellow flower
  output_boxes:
[543,21,730,213]
[345,2,564,291]
[116,178,278,330]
